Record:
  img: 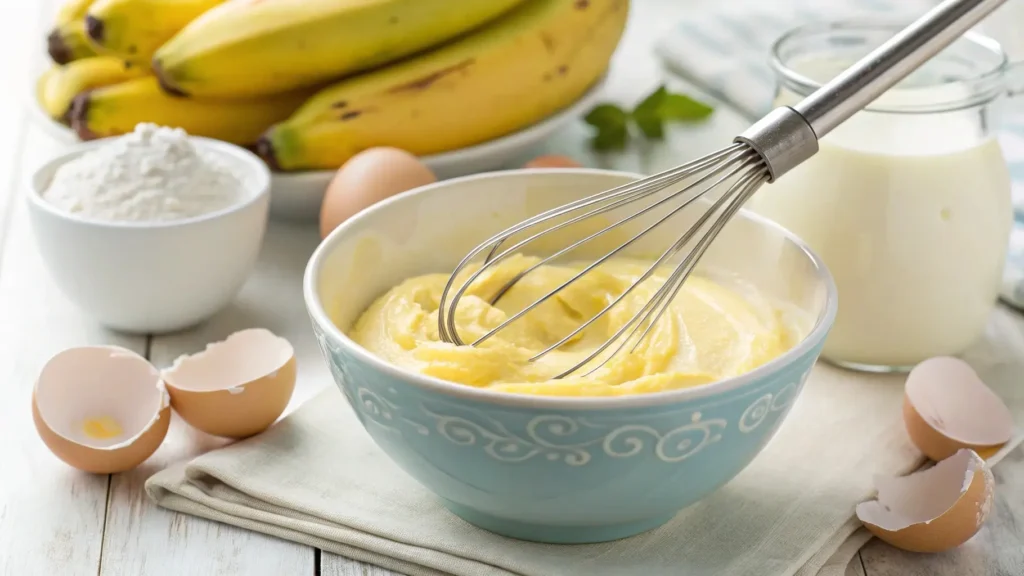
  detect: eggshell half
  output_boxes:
[33,346,170,474]
[163,328,296,439]
[856,449,995,553]
[903,357,1013,461]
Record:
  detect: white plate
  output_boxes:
[26,76,609,222]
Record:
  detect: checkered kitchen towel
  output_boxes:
[654,0,1024,309]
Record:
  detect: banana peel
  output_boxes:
[85,0,224,63]
[259,0,629,171]
[47,20,99,64]
[37,57,144,121]
[71,76,312,145]
[152,0,528,98]
[49,0,98,64]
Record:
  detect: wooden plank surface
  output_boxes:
[97,223,324,575]
[0,126,148,574]
[0,3,146,570]
[322,555,400,576]
[847,557,867,576]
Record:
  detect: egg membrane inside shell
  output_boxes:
[163,328,294,391]
[35,346,169,449]
[856,449,986,530]
[855,449,994,553]
[161,328,297,439]
[905,357,1013,446]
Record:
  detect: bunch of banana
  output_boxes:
[153,0,528,97]
[85,0,225,63]
[39,0,629,164]
[38,56,146,121]
[259,0,629,171]
[47,0,97,64]
[70,77,313,145]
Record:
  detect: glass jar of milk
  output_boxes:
[748,22,1014,372]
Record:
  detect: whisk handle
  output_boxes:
[793,0,1007,137]
[737,0,1007,181]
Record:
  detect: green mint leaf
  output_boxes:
[633,114,664,139]
[591,123,628,151]
[659,92,714,120]
[583,87,713,151]
[584,104,630,151]
[584,103,629,130]
[631,85,667,139]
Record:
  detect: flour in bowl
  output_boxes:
[42,123,246,222]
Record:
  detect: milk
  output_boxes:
[749,79,1013,368]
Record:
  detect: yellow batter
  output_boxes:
[349,254,797,396]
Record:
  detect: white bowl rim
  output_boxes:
[26,135,271,229]
[304,168,839,411]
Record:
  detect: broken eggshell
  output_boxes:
[33,346,170,474]
[162,328,296,439]
[903,356,1014,461]
[856,448,995,553]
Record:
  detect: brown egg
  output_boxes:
[903,357,1013,461]
[33,346,171,474]
[523,154,583,169]
[162,328,296,439]
[856,449,995,553]
[319,147,436,239]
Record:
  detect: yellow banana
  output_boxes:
[259,0,629,171]
[56,0,95,24]
[37,56,146,121]
[48,20,99,64]
[152,0,529,98]
[86,0,224,63]
[37,68,60,117]
[71,76,312,145]
[48,0,98,64]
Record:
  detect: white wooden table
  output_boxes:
[2,1,1022,575]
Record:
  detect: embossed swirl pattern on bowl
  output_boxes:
[310,315,822,543]
[315,319,809,466]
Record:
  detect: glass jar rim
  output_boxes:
[770,20,1008,114]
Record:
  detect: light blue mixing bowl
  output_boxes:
[304,169,837,544]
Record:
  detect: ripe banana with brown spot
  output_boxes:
[152,0,529,98]
[37,56,146,121]
[47,0,97,64]
[72,76,312,145]
[85,0,225,63]
[259,0,629,171]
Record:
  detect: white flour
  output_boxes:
[42,123,246,222]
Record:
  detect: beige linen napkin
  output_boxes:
[146,313,1024,576]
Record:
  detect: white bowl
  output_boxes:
[26,137,270,334]
[26,76,608,222]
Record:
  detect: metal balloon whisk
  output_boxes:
[438,0,1008,378]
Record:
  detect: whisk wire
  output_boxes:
[625,168,768,358]
[436,143,768,379]
[437,143,747,345]
[469,146,757,348]
[557,161,767,380]
[514,151,762,359]
[480,143,747,265]
[483,146,759,308]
